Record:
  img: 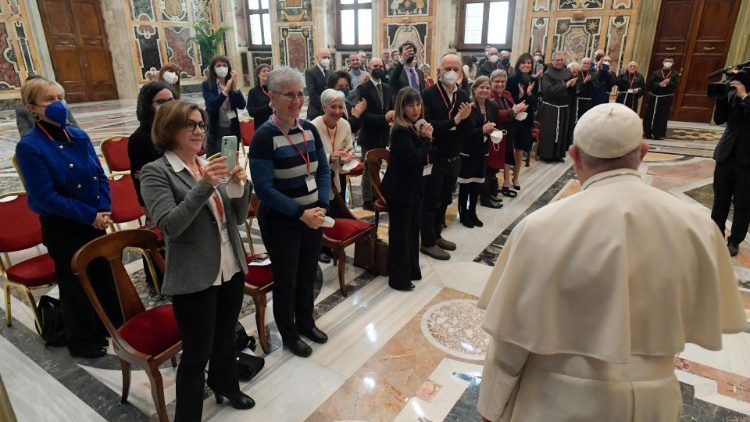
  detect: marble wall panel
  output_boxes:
[386,23,428,65]
[529,17,549,56]
[234,1,248,48]
[190,0,212,23]
[0,22,21,90]
[161,0,189,22]
[605,15,629,72]
[7,0,19,16]
[134,24,163,79]
[612,0,633,9]
[558,0,604,9]
[164,26,196,77]
[277,0,312,24]
[387,0,429,17]
[13,21,34,75]
[279,26,313,71]
[533,0,551,12]
[131,0,155,20]
[553,17,601,64]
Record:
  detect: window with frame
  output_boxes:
[336,0,372,49]
[247,0,272,48]
[457,0,515,50]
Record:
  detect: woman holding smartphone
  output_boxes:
[381,87,433,291]
[140,100,254,421]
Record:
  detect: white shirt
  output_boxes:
[165,151,241,286]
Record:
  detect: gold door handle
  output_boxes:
[704,46,715,51]
[665,46,676,51]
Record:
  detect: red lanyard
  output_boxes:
[273,114,311,174]
[260,85,269,97]
[37,124,72,143]
[436,83,457,116]
[661,70,671,81]
[192,160,225,222]
[628,73,637,88]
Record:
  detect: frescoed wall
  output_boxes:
[0,0,42,101]
[380,0,435,71]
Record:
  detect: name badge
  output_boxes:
[220,228,230,244]
[226,110,238,119]
[450,126,457,131]
[627,89,635,93]
[423,164,433,176]
[305,175,317,192]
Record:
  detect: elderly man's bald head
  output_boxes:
[440,54,462,72]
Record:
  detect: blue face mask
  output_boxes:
[44,100,69,126]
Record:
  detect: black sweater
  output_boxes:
[421,83,472,159]
[128,123,162,205]
[381,125,431,203]
[246,85,272,129]
[462,100,499,157]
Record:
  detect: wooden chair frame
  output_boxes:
[364,148,390,229]
[72,229,180,422]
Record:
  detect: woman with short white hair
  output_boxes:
[312,89,355,202]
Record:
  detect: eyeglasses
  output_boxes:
[153,98,174,105]
[185,121,207,133]
[273,91,305,101]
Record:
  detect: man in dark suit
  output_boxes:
[477,47,502,77]
[711,76,750,256]
[356,57,394,210]
[305,48,331,120]
[389,41,425,94]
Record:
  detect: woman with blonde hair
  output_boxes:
[380,87,433,291]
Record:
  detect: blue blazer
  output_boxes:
[15,126,110,225]
[202,81,247,145]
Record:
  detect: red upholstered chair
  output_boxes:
[71,229,180,422]
[322,182,376,297]
[100,136,131,172]
[243,255,273,354]
[364,148,389,229]
[108,173,145,230]
[240,119,255,147]
[344,161,364,206]
[0,192,56,335]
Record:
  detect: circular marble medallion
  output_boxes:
[420,299,489,360]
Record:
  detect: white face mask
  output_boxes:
[441,70,459,86]
[534,55,542,62]
[215,66,229,78]
[320,58,331,69]
[162,71,179,85]
[489,55,499,64]
[663,61,673,69]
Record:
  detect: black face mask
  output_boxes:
[371,68,386,80]
[595,54,603,62]
[501,58,510,67]
[337,87,350,97]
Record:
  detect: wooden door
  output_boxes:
[37,0,118,102]
[648,0,741,122]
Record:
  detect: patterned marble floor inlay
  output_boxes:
[421,299,489,361]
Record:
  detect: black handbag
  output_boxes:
[38,295,66,347]
[234,321,265,381]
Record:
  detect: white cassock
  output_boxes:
[477,168,747,422]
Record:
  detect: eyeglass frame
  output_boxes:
[185,121,207,133]
[272,90,306,101]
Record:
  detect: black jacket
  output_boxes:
[389,60,425,93]
[128,123,162,205]
[462,100,499,157]
[202,81,246,147]
[305,65,329,119]
[356,79,394,150]
[713,92,750,165]
[421,82,472,159]
[381,125,431,203]
[246,85,272,129]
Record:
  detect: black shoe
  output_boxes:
[284,338,313,357]
[389,282,415,291]
[513,184,521,190]
[69,346,107,359]
[728,241,740,257]
[411,273,422,281]
[318,252,331,264]
[471,215,484,227]
[481,199,503,209]
[299,326,328,344]
[460,216,474,228]
[211,388,255,409]
[500,187,517,197]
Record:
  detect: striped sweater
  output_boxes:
[249,116,331,218]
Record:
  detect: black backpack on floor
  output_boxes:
[38,295,66,347]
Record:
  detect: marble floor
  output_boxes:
[1,100,749,421]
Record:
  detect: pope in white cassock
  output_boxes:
[477,103,747,422]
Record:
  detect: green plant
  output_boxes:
[188,21,231,68]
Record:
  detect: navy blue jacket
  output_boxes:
[202,81,247,145]
[15,125,111,225]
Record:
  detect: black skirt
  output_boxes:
[457,153,486,184]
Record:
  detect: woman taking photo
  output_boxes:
[140,101,254,421]
[458,76,498,228]
[202,55,246,156]
[246,64,272,130]
[505,54,536,194]
[250,67,331,358]
[380,87,432,291]
[15,77,120,358]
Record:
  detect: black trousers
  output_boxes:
[387,198,422,288]
[172,272,244,422]
[39,215,122,353]
[258,207,322,342]
[711,156,750,245]
[421,158,460,246]
[482,167,499,201]
[458,183,481,218]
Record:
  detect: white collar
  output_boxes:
[371,78,381,86]
[439,81,458,94]
[165,150,206,174]
[318,64,327,74]
[582,168,641,190]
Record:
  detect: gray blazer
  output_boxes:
[140,155,252,295]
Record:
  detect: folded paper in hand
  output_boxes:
[248,254,271,267]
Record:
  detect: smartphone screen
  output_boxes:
[221,136,238,170]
